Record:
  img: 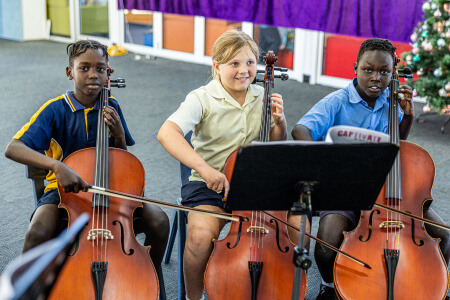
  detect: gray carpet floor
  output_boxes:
[0,39,449,299]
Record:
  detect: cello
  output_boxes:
[204,52,309,300]
[334,59,449,299]
[48,69,159,299]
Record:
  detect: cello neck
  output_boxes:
[385,60,402,201]
[93,86,110,207]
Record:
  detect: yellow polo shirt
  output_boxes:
[168,79,272,182]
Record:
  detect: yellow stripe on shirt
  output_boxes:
[84,107,94,140]
[43,138,63,193]
[13,96,64,140]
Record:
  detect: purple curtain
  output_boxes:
[119,0,426,43]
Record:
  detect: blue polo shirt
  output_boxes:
[13,91,135,192]
[297,78,403,141]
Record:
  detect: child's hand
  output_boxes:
[270,93,286,125]
[103,106,125,139]
[198,165,230,198]
[53,162,89,193]
[395,85,414,116]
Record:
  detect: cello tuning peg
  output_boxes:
[280,73,289,81]
[110,82,126,88]
[398,68,414,79]
[110,78,126,84]
[257,70,265,73]
[274,74,289,81]
[274,67,288,72]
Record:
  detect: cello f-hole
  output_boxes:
[226,219,244,249]
[68,235,80,256]
[359,209,380,242]
[410,216,425,247]
[113,220,135,255]
[269,218,289,253]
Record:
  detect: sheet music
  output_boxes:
[325,125,390,144]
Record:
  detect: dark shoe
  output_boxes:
[316,283,338,300]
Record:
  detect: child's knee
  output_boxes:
[148,210,170,239]
[186,226,216,254]
[26,218,57,244]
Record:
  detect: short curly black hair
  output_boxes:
[67,39,108,67]
[356,38,397,67]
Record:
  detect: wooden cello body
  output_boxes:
[49,74,159,299]
[204,52,307,300]
[334,64,449,300]
[334,141,449,299]
[49,149,158,299]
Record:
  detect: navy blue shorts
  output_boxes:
[36,189,60,207]
[30,188,60,220]
[319,210,360,227]
[181,181,227,211]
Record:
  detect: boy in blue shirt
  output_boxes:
[5,40,169,268]
[292,38,449,300]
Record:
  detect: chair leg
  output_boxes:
[157,267,167,300]
[178,211,187,300]
[163,210,178,263]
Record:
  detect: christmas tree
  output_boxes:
[402,0,450,114]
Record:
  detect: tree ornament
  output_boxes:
[422,23,429,30]
[422,31,428,38]
[413,55,421,62]
[434,9,442,17]
[422,2,431,10]
[434,21,444,33]
[445,82,450,91]
[413,90,418,97]
[437,38,446,47]
[412,48,419,55]
[417,68,424,76]
[406,55,413,62]
[446,31,450,39]
[431,2,437,10]
[444,2,450,13]
[434,68,443,77]
[424,42,433,51]
[423,104,431,113]
[413,42,419,48]
[439,88,447,97]
[411,32,418,42]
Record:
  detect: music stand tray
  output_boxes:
[225,141,399,212]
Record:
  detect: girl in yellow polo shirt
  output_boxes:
[157,30,288,300]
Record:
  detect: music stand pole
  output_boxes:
[291,182,314,300]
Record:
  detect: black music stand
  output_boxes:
[1,214,89,300]
[225,141,399,300]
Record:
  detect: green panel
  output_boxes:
[47,0,70,37]
[80,5,109,35]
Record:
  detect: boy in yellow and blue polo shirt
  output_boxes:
[13,90,134,195]
[5,40,169,269]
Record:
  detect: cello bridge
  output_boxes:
[379,221,404,229]
[88,229,114,240]
[247,226,269,234]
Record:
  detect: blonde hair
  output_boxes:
[211,30,259,80]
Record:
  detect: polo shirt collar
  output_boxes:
[64,91,100,112]
[206,79,261,108]
[348,78,389,111]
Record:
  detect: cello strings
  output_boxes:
[99,89,108,262]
